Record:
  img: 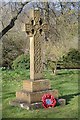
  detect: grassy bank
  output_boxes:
[1,69,79,118]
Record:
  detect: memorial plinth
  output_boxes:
[10,79,59,109]
[16,88,58,104]
[23,79,51,92]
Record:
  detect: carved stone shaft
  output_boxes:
[25,9,48,80]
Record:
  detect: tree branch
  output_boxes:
[0,1,30,40]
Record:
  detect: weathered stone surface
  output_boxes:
[25,9,48,80]
[23,79,51,92]
[9,99,43,110]
[58,99,66,106]
[9,98,66,110]
[16,89,58,104]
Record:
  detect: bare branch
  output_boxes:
[0,1,30,40]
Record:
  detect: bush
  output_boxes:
[2,36,23,69]
[12,54,30,70]
[61,48,80,68]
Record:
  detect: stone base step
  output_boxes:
[9,98,66,110]
[16,89,58,104]
[9,100,43,110]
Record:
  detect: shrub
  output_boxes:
[61,48,80,68]
[2,36,23,69]
[12,54,30,70]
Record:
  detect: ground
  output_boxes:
[1,69,79,119]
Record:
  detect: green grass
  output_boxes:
[1,69,79,119]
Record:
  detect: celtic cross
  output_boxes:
[25,9,48,80]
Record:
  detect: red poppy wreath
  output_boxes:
[42,93,56,108]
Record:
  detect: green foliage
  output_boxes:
[2,36,23,69]
[46,60,57,73]
[12,54,30,70]
[46,49,80,71]
[62,49,80,68]
[62,48,80,62]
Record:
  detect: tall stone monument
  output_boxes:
[26,8,47,80]
[10,9,59,109]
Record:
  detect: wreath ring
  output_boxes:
[42,93,56,108]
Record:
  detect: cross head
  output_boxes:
[25,9,48,37]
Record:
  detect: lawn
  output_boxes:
[1,69,79,119]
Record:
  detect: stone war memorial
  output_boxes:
[10,8,65,109]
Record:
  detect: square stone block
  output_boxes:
[23,79,51,92]
[16,89,58,104]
